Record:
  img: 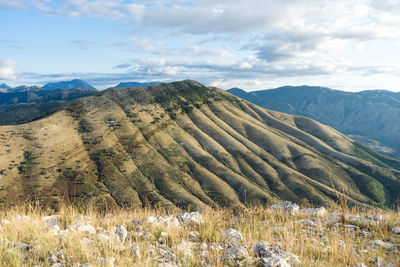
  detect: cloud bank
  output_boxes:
[0,59,16,80]
[2,0,400,90]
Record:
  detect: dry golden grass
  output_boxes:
[0,203,398,266]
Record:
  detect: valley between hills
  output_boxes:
[0,80,399,210]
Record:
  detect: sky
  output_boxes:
[1,0,400,91]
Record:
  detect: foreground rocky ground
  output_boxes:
[0,202,399,266]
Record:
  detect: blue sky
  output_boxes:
[1,0,400,91]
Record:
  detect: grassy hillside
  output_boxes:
[228,86,400,158]
[0,81,400,210]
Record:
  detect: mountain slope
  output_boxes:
[43,79,96,91]
[0,89,98,125]
[114,81,162,88]
[228,86,400,157]
[0,81,399,210]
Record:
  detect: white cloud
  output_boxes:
[0,58,17,80]
[4,0,400,91]
[0,0,26,9]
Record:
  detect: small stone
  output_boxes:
[259,256,290,267]
[13,215,30,221]
[48,251,58,264]
[176,212,203,227]
[270,226,285,233]
[159,251,178,264]
[392,226,400,234]
[130,245,141,258]
[1,219,11,225]
[222,228,242,243]
[254,241,301,266]
[67,222,96,234]
[10,241,30,251]
[296,218,317,227]
[376,257,387,267]
[210,242,224,251]
[100,257,115,267]
[80,237,95,246]
[175,241,196,258]
[360,230,371,237]
[42,216,61,232]
[356,263,367,267]
[189,231,200,241]
[115,225,128,243]
[270,201,299,215]
[299,207,327,217]
[158,232,168,244]
[338,240,346,250]
[343,225,358,230]
[144,215,181,229]
[373,240,395,250]
[221,245,248,263]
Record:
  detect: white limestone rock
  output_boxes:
[222,228,243,243]
[42,216,61,234]
[174,241,196,258]
[254,241,300,266]
[67,222,96,234]
[392,226,400,234]
[115,225,128,243]
[100,257,115,267]
[158,251,178,265]
[373,240,395,250]
[80,237,95,246]
[221,245,249,263]
[299,207,327,217]
[96,231,118,242]
[176,212,203,227]
[10,241,30,251]
[48,251,58,264]
[376,257,395,267]
[135,215,181,229]
[13,215,30,221]
[189,231,200,241]
[271,201,299,215]
[130,245,141,258]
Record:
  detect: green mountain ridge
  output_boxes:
[42,79,97,91]
[0,89,98,125]
[228,86,400,157]
[0,81,399,210]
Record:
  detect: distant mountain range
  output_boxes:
[114,81,162,88]
[228,86,400,158]
[0,83,11,90]
[42,79,97,91]
[0,80,165,125]
[1,79,164,92]
[0,79,97,92]
[0,87,98,125]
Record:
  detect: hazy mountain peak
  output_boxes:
[43,79,96,91]
[114,81,162,88]
[0,83,10,89]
